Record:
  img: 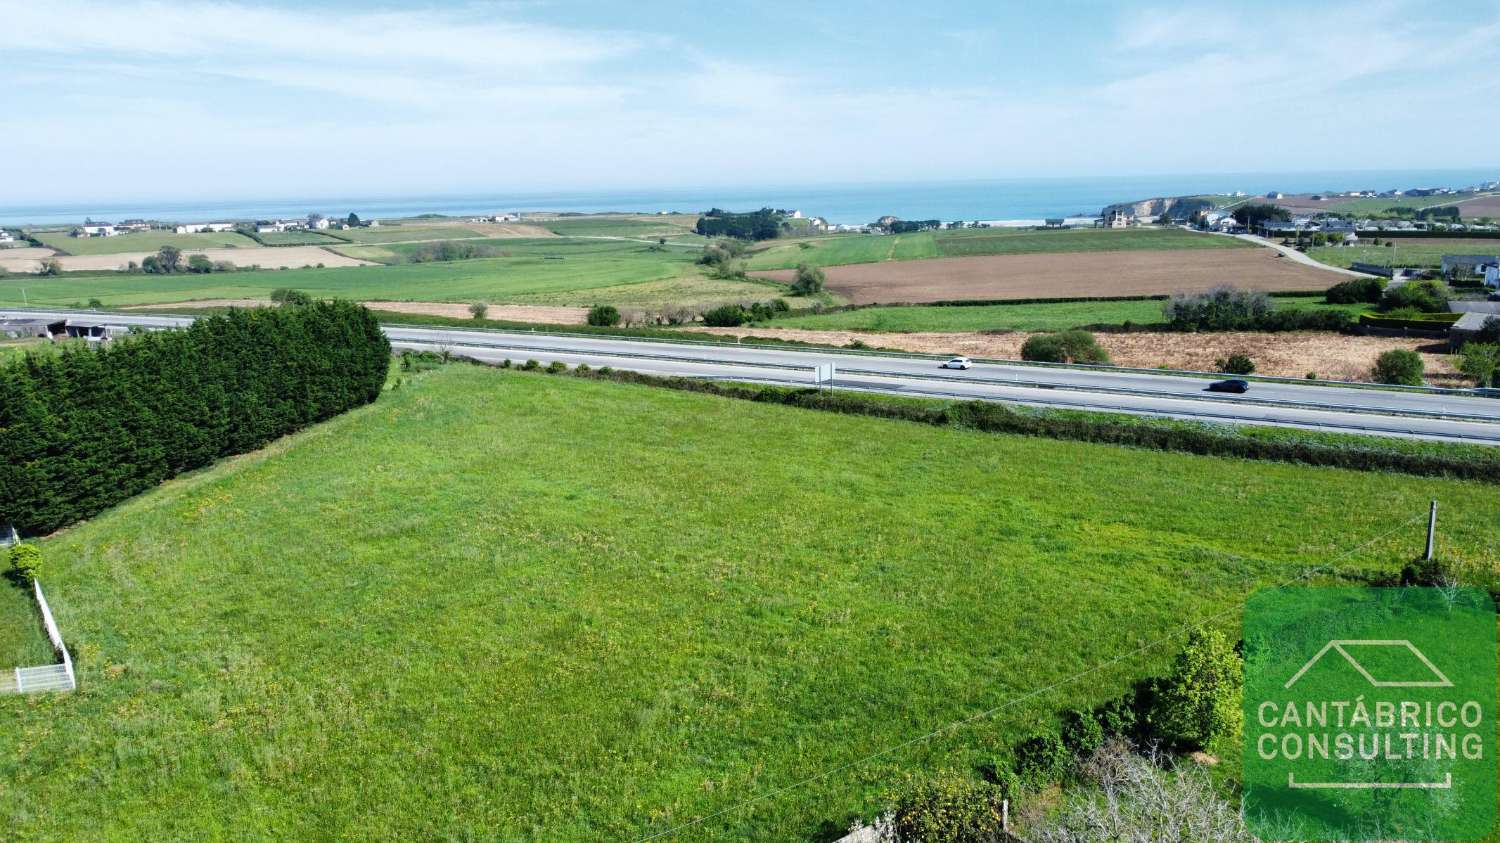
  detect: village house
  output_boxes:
[0,230,15,243]
[174,222,236,234]
[1442,254,1500,281]
[308,216,331,230]
[73,223,117,237]
[1099,209,1131,228]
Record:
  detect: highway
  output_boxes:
[9,308,1500,443]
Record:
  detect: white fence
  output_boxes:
[2,580,76,695]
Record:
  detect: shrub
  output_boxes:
[1020,330,1110,364]
[1474,316,1500,346]
[702,304,748,327]
[1371,349,1425,385]
[790,263,826,296]
[1013,731,1071,785]
[270,288,313,306]
[522,359,540,370]
[1379,279,1449,313]
[1458,343,1500,388]
[1060,708,1105,758]
[7,542,42,583]
[87,298,103,308]
[1215,354,1255,375]
[1162,285,1273,331]
[187,254,214,274]
[888,770,1007,843]
[1325,276,1385,304]
[468,301,489,320]
[1150,629,1242,749]
[586,305,621,327]
[405,241,506,263]
[0,302,389,535]
[546,361,567,373]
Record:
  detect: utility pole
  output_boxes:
[1425,499,1438,562]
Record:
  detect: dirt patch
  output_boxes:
[1454,195,1500,220]
[362,301,589,324]
[691,326,1463,386]
[757,248,1347,305]
[125,299,270,310]
[0,247,59,273]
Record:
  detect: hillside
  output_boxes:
[4,364,1494,840]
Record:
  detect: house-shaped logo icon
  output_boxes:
[1284,639,1452,689]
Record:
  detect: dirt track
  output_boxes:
[757,248,1347,304]
[692,326,1463,386]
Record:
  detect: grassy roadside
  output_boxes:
[7,363,1494,840]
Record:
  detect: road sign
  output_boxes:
[814,363,835,384]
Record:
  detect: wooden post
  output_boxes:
[1425,499,1438,562]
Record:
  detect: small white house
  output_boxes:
[0,230,15,243]
[174,222,236,234]
[75,224,117,237]
[308,217,330,230]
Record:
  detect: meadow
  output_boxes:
[330,225,488,244]
[254,230,345,246]
[538,214,701,238]
[0,240,755,309]
[745,227,1250,270]
[1322,194,1484,215]
[767,295,1365,333]
[1306,238,1500,269]
[0,581,51,670]
[33,230,258,255]
[4,364,1494,840]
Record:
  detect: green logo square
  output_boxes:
[1244,587,1496,840]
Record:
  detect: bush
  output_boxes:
[187,254,214,274]
[1458,343,1500,388]
[1371,349,1425,385]
[1379,279,1449,313]
[0,302,389,535]
[468,301,489,320]
[1150,629,1242,749]
[1020,330,1110,364]
[790,263,825,296]
[702,304,748,327]
[1474,316,1500,346]
[545,361,567,373]
[586,305,621,327]
[7,542,42,583]
[888,770,1007,843]
[522,359,540,370]
[1013,731,1071,785]
[1060,708,1105,758]
[1163,286,1273,331]
[1325,277,1385,304]
[1215,354,1255,375]
[270,288,313,306]
[405,241,506,263]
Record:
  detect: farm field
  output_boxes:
[1307,238,1500,269]
[744,227,1248,270]
[6,364,1494,840]
[33,230,258,255]
[768,295,1366,333]
[330,225,491,244]
[759,247,1347,304]
[1270,193,1493,216]
[255,230,345,246]
[0,241,741,309]
[538,213,701,238]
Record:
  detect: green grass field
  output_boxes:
[745,227,1250,270]
[255,231,345,246]
[0,240,751,308]
[1321,194,1487,216]
[1306,238,1500,269]
[331,226,487,244]
[0,582,52,669]
[34,230,259,255]
[4,364,1493,839]
[540,214,701,238]
[766,295,1366,333]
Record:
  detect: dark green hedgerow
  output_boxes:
[555,367,1500,483]
[0,301,390,535]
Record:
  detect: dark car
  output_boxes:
[1207,379,1250,394]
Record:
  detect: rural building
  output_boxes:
[0,318,51,338]
[1266,191,1284,199]
[45,319,133,343]
[1485,264,1500,289]
[1318,219,1355,234]
[0,230,15,243]
[1449,311,1498,348]
[1442,254,1500,279]
[1100,209,1131,228]
[74,224,117,237]
[308,217,330,230]
[174,222,235,234]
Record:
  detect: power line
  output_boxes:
[632,513,1427,841]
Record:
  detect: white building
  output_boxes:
[308,217,330,230]
[75,224,117,237]
[174,222,236,234]
[0,230,14,243]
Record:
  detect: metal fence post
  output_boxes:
[1425,499,1438,562]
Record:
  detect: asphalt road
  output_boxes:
[10,308,1500,443]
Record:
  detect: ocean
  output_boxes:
[2,168,1495,228]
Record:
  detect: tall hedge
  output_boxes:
[0,301,390,535]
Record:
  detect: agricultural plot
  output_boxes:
[4,365,1492,839]
[768,295,1365,333]
[33,230,259,255]
[255,230,345,246]
[539,214,701,238]
[1307,238,1500,269]
[331,225,489,244]
[758,247,1347,304]
[746,227,1247,270]
[0,240,728,308]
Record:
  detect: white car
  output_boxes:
[941,356,972,370]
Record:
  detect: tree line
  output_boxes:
[0,301,390,535]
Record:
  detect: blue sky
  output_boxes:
[4,0,1500,202]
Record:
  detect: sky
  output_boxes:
[4,0,1500,203]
